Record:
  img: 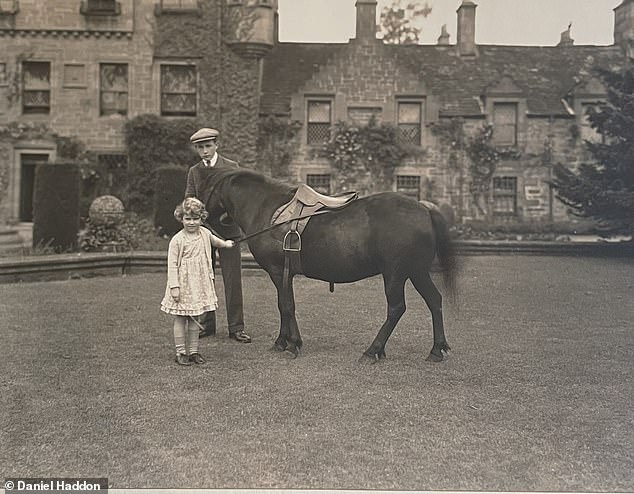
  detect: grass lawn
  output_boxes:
[1,255,633,491]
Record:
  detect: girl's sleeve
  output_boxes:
[166,238,180,288]
[209,232,234,249]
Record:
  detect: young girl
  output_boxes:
[160,197,235,366]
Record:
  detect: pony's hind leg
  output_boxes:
[362,273,407,361]
[410,271,450,362]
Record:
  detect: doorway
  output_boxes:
[19,153,50,222]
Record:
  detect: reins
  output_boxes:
[234,209,332,244]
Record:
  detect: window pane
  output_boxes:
[493,103,517,145]
[87,0,116,11]
[396,175,420,200]
[306,174,331,194]
[398,101,422,145]
[398,124,421,145]
[492,177,517,216]
[398,102,421,124]
[161,94,197,116]
[23,62,50,90]
[161,65,196,93]
[161,65,197,116]
[161,0,198,7]
[308,101,331,123]
[307,123,330,144]
[100,64,128,115]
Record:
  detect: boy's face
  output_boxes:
[194,141,218,161]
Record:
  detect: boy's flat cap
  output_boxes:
[190,128,219,143]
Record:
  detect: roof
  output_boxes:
[260,41,624,117]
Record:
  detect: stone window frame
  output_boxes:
[158,62,198,118]
[99,62,129,116]
[305,96,334,147]
[492,176,518,217]
[22,60,51,115]
[395,97,425,147]
[395,174,421,201]
[483,96,527,149]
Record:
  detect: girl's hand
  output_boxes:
[225,240,235,249]
[170,287,180,303]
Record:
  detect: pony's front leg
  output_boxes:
[270,271,303,357]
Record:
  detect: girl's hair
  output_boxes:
[174,197,209,222]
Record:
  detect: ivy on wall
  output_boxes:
[319,117,420,195]
[123,114,200,215]
[257,116,302,179]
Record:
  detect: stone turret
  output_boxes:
[226,0,278,59]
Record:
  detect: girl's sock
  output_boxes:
[173,316,187,355]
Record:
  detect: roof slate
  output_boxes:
[260,42,624,117]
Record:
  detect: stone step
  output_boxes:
[0,228,25,254]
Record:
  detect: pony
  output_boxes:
[201,168,458,362]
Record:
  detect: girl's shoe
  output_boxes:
[175,354,192,366]
[189,353,206,365]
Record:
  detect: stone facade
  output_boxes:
[0,0,271,224]
[260,0,631,225]
[1,0,632,228]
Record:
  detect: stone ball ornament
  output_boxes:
[88,195,125,226]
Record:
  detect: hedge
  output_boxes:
[32,163,81,252]
[154,166,188,237]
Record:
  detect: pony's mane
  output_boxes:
[229,168,296,194]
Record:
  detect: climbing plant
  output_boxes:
[256,116,302,179]
[320,117,418,195]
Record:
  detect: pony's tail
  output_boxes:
[430,209,458,304]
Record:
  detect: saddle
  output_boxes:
[271,184,358,252]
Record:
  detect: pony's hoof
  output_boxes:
[272,343,286,352]
[359,351,385,364]
[283,349,299,359]
[426,352,444,362]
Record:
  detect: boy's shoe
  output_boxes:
[175,354,192,366]
[229,329,252,343]
[189,353,206,365]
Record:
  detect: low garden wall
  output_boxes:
[1,240,632,284]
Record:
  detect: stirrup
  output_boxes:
[283,230,301,252]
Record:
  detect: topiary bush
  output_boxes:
[32,162,81,252]
[154,166,187,237]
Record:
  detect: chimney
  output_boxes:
[437,24,450,45]
[557,23,574,47]
[457,0,477,56]
[354,0,378,43]
[614,0,634,57]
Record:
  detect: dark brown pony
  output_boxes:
[202,168,458,362]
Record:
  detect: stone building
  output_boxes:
[260,0,630,223]
[0,0,273,226]
[1,0,633,230]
